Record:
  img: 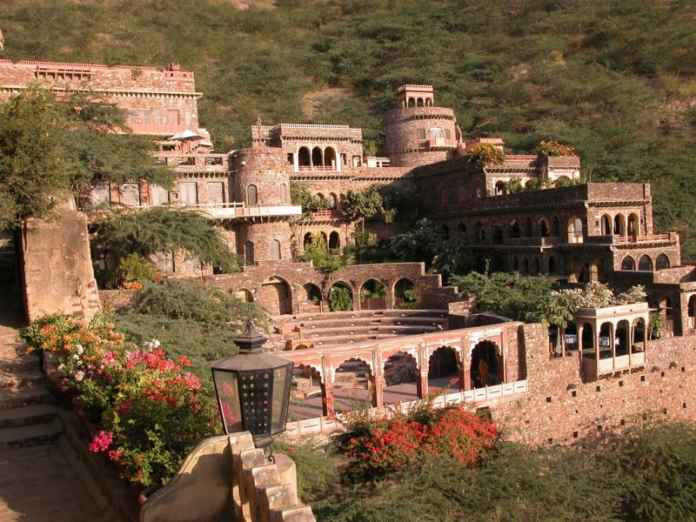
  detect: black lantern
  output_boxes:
[211,321,294,448]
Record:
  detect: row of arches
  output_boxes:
[600,213,640,239]
[303,231,341,252]
[404,97,433,107]
[465,216,569,244]
[511,255,558,275]
[621,254,670,272]
[289,340,503,419]
[298,146,338,168]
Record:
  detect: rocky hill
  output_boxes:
[1,0,695,255]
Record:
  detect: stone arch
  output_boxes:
[246,184,258,206]
[327,193,338,209]
[303,232,313,251]
[564,323,578,352]
[271,239,282,261]
[688,295,696,330]
[621,255,636,271]
[417,97,424,107]
[289,364,323,419]
[425,98,432,106]
[567,216,583,244]
[383,351,419,402]
[552,216,561,236]
[328,231,340,251]
[244,240,254,265]
[599,322,613,360]
[656,254,670,270]
[360,279,387,310]
[638,255,653,271]
[539,218,550,237]
[259,276,292,315]
[233,288,254,303]
[509,220,521,238]
[428,346,460,391]
[311,146,323,166]
[493,226,504,245]
[441,224,450,239]
[298,146,311,166]
[394,278,417,308]
[601,214,612,235]
[334,358,372,412]
[319,231,328,248]
[408,97,416,107]
[581,322,594,352]
[627,213,639,239]
[303,283,322,306]
[614,214,625,236]
[616,319,630,356]
[328,281,353,311]
[495,182,506,196]
[457,222,467,236]
[470,340,502,389]
[632,317,646,346]
[324,147,336,167]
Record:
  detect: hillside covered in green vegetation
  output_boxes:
[2,0,696,254]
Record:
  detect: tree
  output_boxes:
[299,233,349,273]
[290,182,326,217]
[0,88,172,230]
[341,188,385,223]
[91,207,239,287]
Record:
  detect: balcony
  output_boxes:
[190,202,302,220]
[155,153,228,174]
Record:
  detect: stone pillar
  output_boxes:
[594,322,600,379]
[417,370,429,399]
[610,323,616,371]
[336,151,342,173]
[371,375,385,409]
[293,151,299,173]
[461,354,471,391]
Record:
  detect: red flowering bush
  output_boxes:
[22,315,215,487]
[342,405,497,478]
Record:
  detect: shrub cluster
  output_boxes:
[22,315,216,488]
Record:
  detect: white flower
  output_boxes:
[75,344,84,355]
[72,354,80,361]
[74,370,85,382]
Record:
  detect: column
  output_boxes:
[320,378,335,418]
[610,323,616,372]
[416,345,429,399]
[336,151,342,173]
[370,375,385,409]
[293,151,299,173]
[461,351,471,391]
[628,323,633,368]
[594,321,600,379]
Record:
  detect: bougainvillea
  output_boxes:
[22,315,215,487]
[343,406,497,478]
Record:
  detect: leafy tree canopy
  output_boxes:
[0,88,172,230]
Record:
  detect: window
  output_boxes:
[272,239,282,261]
[247,184,258,206]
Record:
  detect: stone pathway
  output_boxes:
[0,302,118,521]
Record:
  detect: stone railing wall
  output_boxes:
[140,432,315,522]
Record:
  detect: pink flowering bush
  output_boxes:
[22,315,215,487]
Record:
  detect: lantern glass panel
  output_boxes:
[213,370,242,433]
[271,365,290,432]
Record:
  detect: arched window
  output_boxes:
[312,146,323,166]
[656,254,670,270]
[567,217,583,244]
[417,97,424,107]
[601,215,612,235]
[621,256,636,271]
[298,147,310,166]
[324,147,336,167]
[457,222,467,236]
[246,184,258,206]
[552,217,561,236]
[329,231,340,251]
[495,182,506,196]
[539,219,549,237]
[628,213,639,239]
[271,239,282,261]
[614,214,625,236]
[408,97,415,107]
[638,255,653,271]
[244,241,254,265]
[327,193,338,209]
[425,98,432,106]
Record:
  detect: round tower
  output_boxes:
[231,147,294,264]
[384,84,459,168]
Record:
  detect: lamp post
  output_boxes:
[211,321,294,449]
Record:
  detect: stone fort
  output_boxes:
[4,57,696,445]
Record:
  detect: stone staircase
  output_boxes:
[0,318,124,521]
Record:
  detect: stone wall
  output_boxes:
[140,432,315,522]
[20,201,101,322]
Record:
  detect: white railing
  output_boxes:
[283,379,528,437]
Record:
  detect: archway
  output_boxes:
[246,184,258,206]
[289,364,323,420]
[616,320,630,356]
[614,214,625,236]
[564,323,578,353]
[327,193,338,209]
[298,147,310,166]
[383,352,419,403]
[417,97,424,107]
[599,322,613,360]
[552,217,561,236]
[233,288,253,303]
[470,341,501,389]
[539,219,549,237]
[581,323,594,356]
[324,147,336,167]
[328,231,340,251]
[319,231,328,248]
[628,213,639,240]
[428,347,460,392]
[329,282,353,311]
[633,318,646,347]
[621,256,636,271]
[656,254,670,270]
[638,255,653,271]
[493,227,503,245]
[457,222,467,237]
[601,215,612,235]
[311,147,323,166]
[303,283,322,308]
[689,295,696,330]
[495,182,506,196]
[408,97,415,107]
[509,220,521,238]
[394,278,417,308]
[360,279,387,310]
[567,217,583,244]
[659,296,674,337]
[259,276,292,315]
[303,232,313,251]
[524,218,533,237]
[271,239,282,261]
[334,358,372,412]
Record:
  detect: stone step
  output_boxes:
[0,417,62,449]
[0,367,44,390]
[0,404,58,429]
[284,309,448,323]
[298,324,440,340]
[0,384,55,410]
[303,332,419,348]
[296,316,448,330]
[0,354,40,373]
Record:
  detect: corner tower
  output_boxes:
[384,84,460,168]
